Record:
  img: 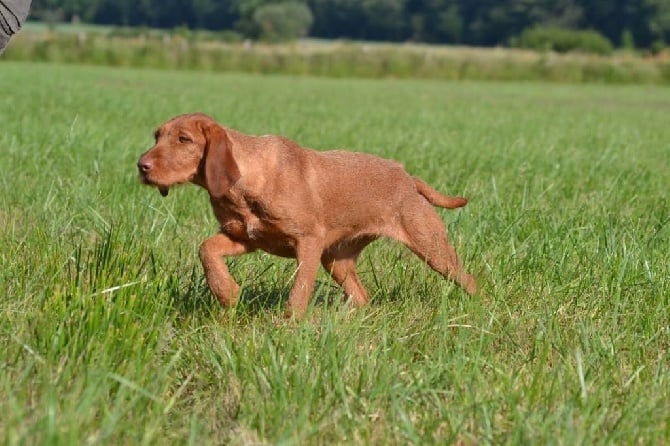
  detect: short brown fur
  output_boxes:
[138,113,476,318]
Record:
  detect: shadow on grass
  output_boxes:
[164,265,356,320]
[159,247,428,321]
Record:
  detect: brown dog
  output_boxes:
[138,113,476,318]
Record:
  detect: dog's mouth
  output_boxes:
[139,173,170,197]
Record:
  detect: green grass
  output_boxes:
[0,61,668,444]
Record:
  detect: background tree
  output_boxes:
[309,0,412,41]
[581,0,654,47]
[25,0,670,48]
[648,0,670,45]
[253,1,313,41]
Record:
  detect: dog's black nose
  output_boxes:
[137,160,152,173]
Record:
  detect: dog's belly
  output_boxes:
[220,217,296,258]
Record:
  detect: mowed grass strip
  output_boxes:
[0,61,668,444]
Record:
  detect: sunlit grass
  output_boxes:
[0,61,668,444]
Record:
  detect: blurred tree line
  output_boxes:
[30,0,670,48]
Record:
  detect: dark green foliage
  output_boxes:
[253,2,313,42]
[514,26,614,55]
[27,0,670,49]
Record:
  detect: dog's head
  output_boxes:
[137,113,240,198]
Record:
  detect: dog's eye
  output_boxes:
[178,135,192,144]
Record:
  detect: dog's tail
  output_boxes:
[414,177,468,209]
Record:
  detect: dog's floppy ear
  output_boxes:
[201,122,240,198]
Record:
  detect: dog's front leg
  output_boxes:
[286,237,324,319]
[199,233,252,307]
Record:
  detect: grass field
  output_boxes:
[0,61,668,444]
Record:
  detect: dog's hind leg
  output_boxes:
[321,237,376,307]
[321,255,367,307]
[395,197,477,295]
